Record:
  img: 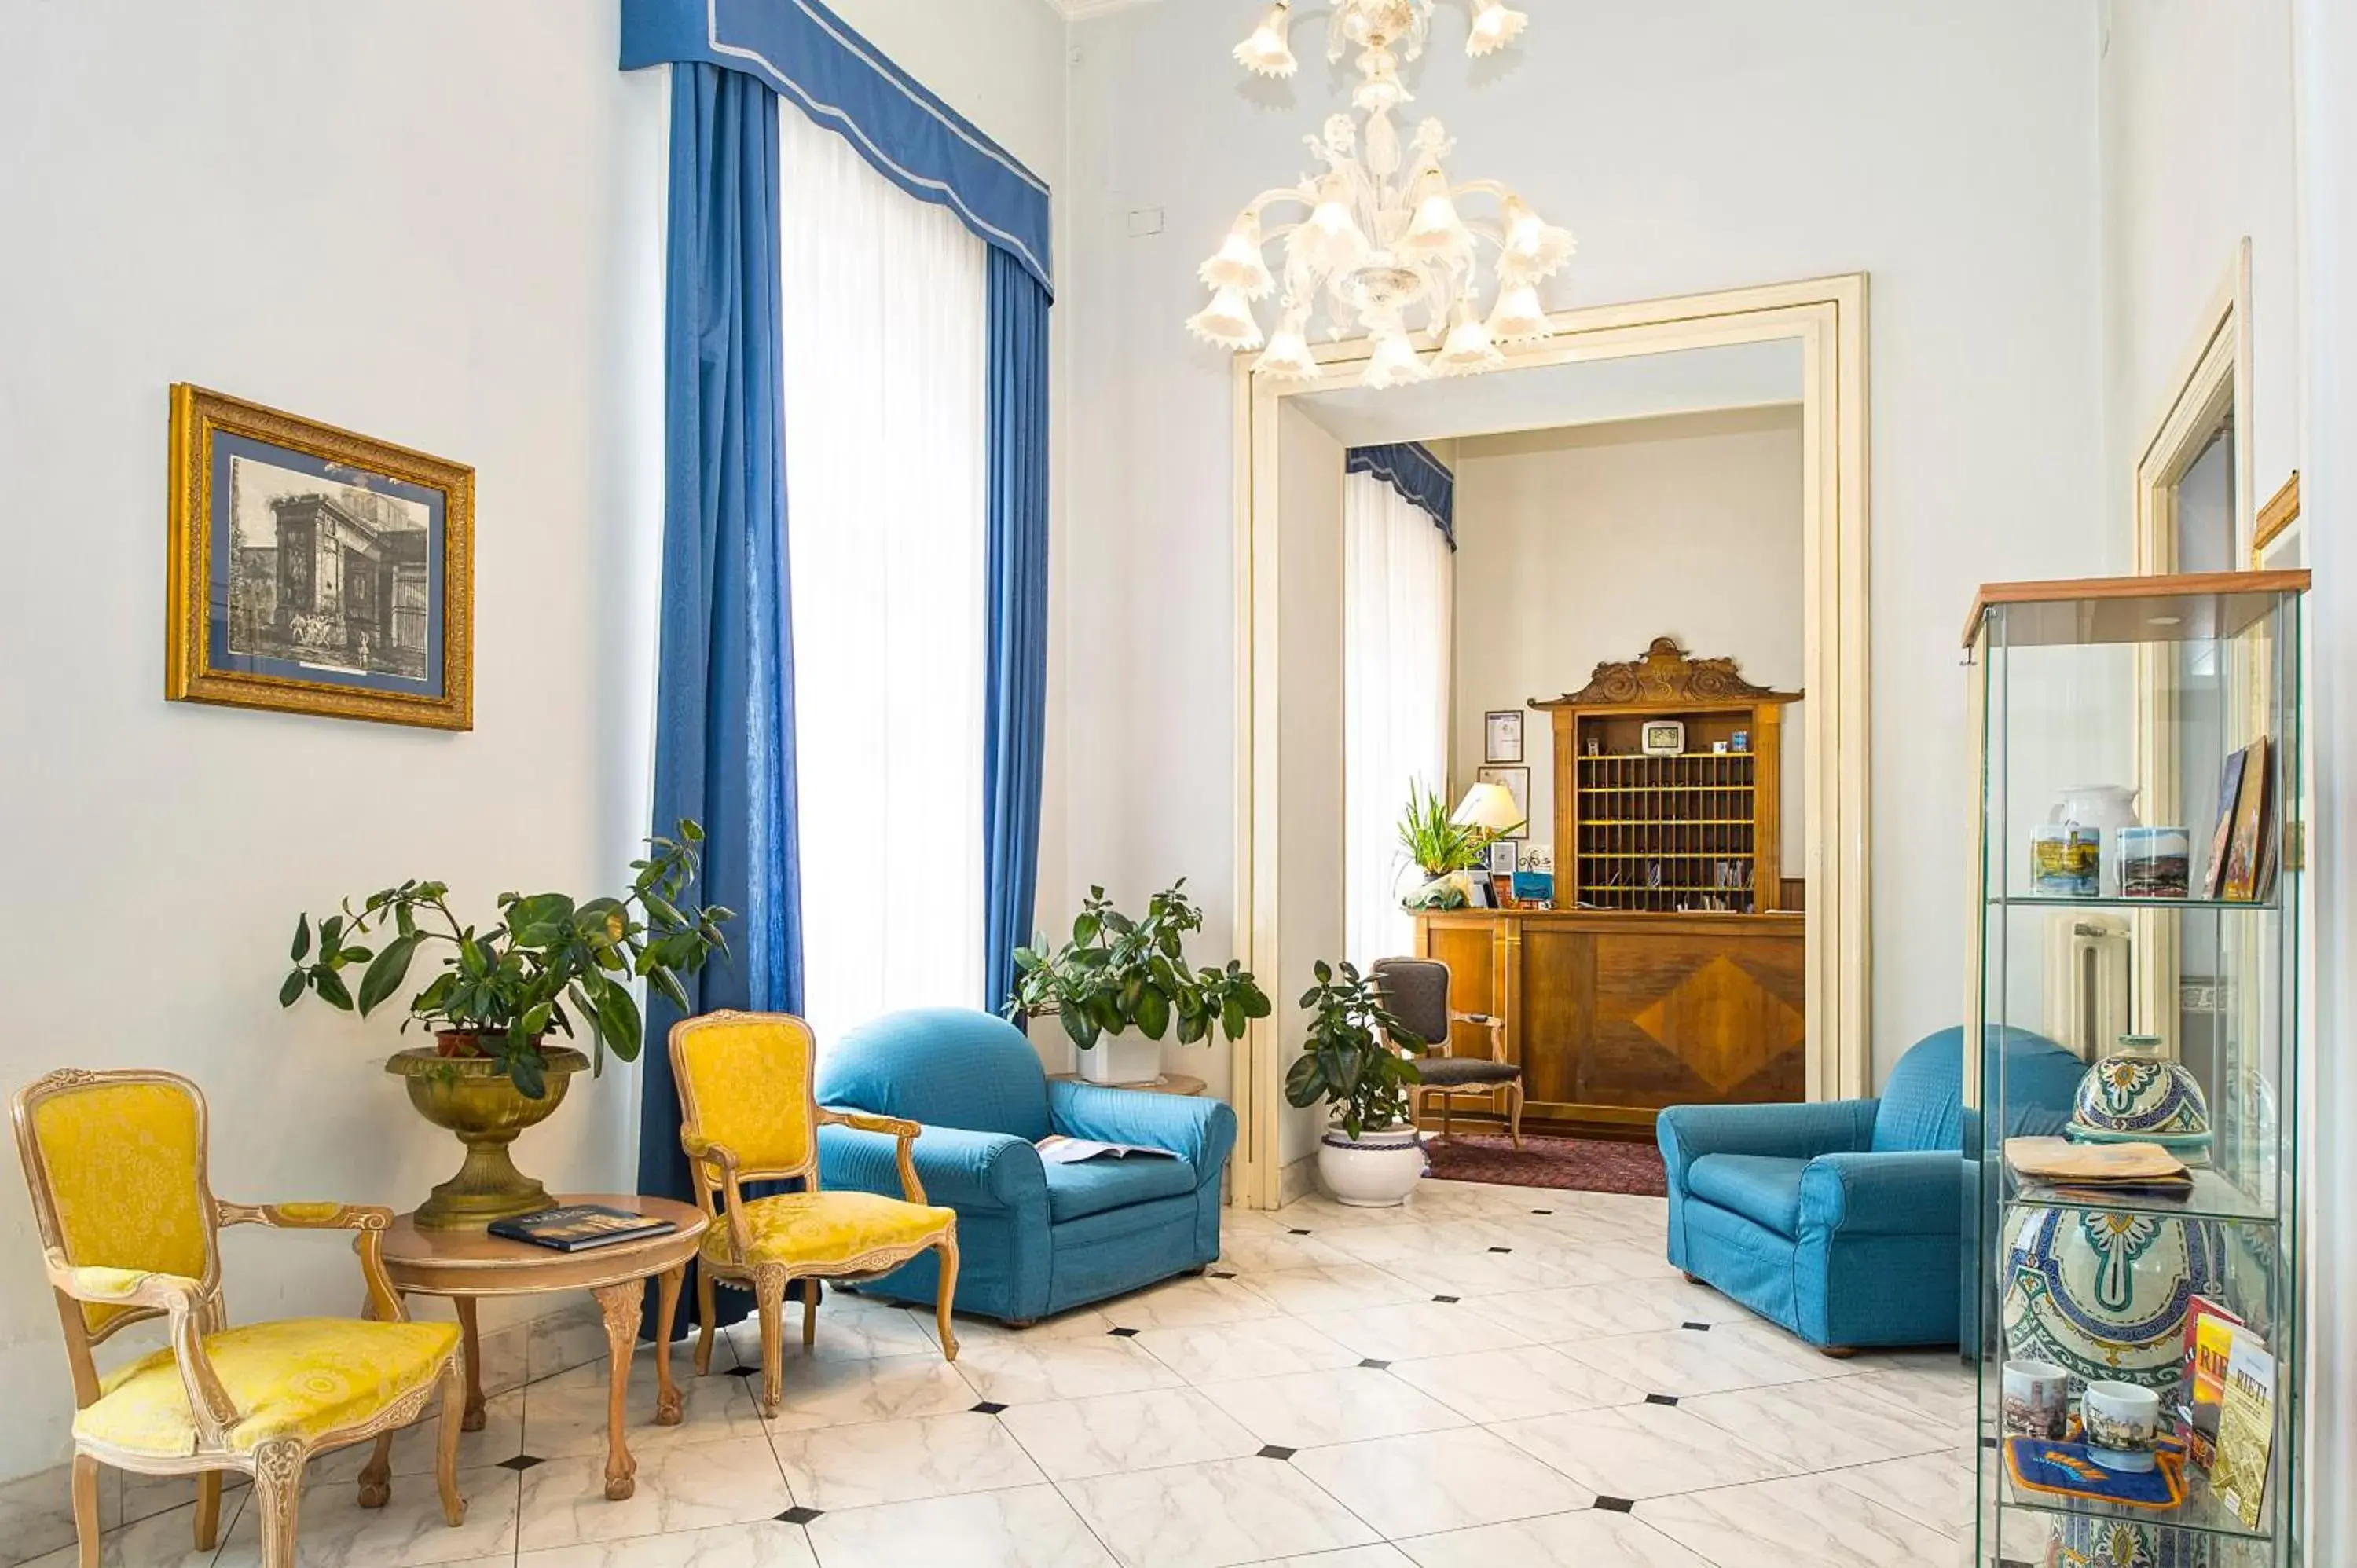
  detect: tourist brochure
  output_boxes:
[2175,1295,2247,1473]
[1035,1134,1178,1165]
[488,1203,677,1252]
[2209,1332,2278,1529]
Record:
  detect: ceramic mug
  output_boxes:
[2082,1379,2161,1472]
[2001,1358,2069,1439]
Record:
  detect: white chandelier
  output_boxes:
[1189,0,1571,389]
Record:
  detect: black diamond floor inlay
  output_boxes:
[1487,1246,1512,1254]
[1257,1445,1297,1460]
[1644,1393,1680,1407]
[1593,1496,1635,1514]
[1358,1358,1391,1369]
[778,1505,824,1525]
[1288,1227,1313,1236]
[725,1363,759,1378]
[971,1401,1009,1415]
[1107,1325,1140,1337]
[497,1454,543,1471]
[1432,1294,1461,1304]
[1530,1208,1553,1215]
[1681,1321,1711,1332]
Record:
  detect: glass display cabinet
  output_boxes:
[1966,571,2308,1568]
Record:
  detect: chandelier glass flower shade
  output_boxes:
[1190,0,1570,389]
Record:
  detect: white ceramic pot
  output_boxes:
[2003,1206,2225,1391]
[1077,1031,1164,1086]
[1316,1124,1427,1207]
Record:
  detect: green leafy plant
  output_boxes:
[1283,959,1424,1140]
[1008,880,1273,1051]
[280,820,735,1098]
[1396,780,1481,909]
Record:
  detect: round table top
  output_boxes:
[379,1194,708,1298]
[1047,1072,1208,1097]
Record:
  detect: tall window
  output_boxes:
[1343,463,1455,970]
[780,108,989,1046]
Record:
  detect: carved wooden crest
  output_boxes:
[1538,637,1795,707]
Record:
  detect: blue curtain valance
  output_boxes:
[1347,442,1454,546]
[622,0,1054,295]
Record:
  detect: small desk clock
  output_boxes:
[1640,719,1686,756]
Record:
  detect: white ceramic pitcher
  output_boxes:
[2051,784,2140,896]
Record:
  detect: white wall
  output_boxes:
[1063,0,2107,1082]
[2099,0,2300,544]
[2294,0,2357,1547]
[0,0,1072,1492]
[0,1,667,1482]
[1449,409,1806,880]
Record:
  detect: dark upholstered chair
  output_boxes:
[1372,958,1523,1146]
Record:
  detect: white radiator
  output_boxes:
[2042,912,2132,1060]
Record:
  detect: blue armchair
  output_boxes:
[813,1008,1235,1324]
[1657,1027,2079,1351]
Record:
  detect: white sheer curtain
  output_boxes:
[780,108,989,1048]
[1343,470,1455,971]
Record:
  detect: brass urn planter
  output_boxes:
[390,1038,590,1230]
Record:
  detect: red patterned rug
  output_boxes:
[1423,1131,1668,1196]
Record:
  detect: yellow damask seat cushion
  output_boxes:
[78,1318,460,1457]
[705,1191,954,1271]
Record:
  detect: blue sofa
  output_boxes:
[812,1008,1236,1324]
[1657,1027,2080,1350]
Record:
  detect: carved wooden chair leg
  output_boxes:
[357,1430,395,1507]
[1442,1092,1453,1139]
[251,1441,305,1568]
[194,1471,222,1552]
[801,1277,820,1350]
[933,1237,961,1362]
[70,1454,100,1568]
[1508,1081,1525,1149]
[753,1267,789,1417]
[435,1356,467,1526]
[694,1266,720,1376]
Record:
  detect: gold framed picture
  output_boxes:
[167,384,474,730]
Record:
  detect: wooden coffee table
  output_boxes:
[374,1193,706,1501]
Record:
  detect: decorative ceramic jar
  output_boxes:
[2051,784,2141,897]
[389,1039,588,1229]
[1317,1124,1426,1207]
[2067,1039,2213,1152]
[2003,1204,2225,1391]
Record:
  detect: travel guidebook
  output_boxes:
[488,1203,677,1252]
[2209,1332,2278,1529]
[2174,1295,2246,1472]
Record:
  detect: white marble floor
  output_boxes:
[38,1179,1976,1568]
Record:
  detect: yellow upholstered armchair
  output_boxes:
[12,1069,466,1568]
[671,1010,959,1415]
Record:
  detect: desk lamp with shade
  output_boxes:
[1450,782,1525,905]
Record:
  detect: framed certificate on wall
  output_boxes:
[1484,709,1523,763]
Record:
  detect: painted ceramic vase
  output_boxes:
[2066,1050,2212,1152]
[2055,1518,2220,1568]
[2003,1205,2225,1391]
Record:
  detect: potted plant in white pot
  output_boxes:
[1286,959,1428,1207]
[1009,881,1273,1085]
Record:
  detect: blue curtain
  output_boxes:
[1347,441,1455,545]
[982,251,1051,1016]
[637,62,804,1330]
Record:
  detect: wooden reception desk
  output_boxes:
[1412,907,1805,1138]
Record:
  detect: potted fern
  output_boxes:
[1009,881,1272,1084]
[1285,960,1428,1207]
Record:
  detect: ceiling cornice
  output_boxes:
[1046,0,1164,20]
